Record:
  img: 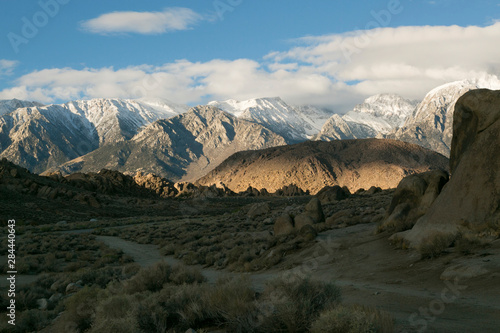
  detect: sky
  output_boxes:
[1,0,500,112]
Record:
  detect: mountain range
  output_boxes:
[1,76,499,180]
[44,105,287,181]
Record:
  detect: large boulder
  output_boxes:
[304,197,325,223]
[274,214,295,236]
[380,169,449,232]
[395,89,500,248]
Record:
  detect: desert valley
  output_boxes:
[2,1,500,332]
[0,78,499,332]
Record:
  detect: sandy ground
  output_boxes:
[95,222,500,333]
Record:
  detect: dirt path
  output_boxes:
[95,226,500,332]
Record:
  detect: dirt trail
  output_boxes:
[95,225,500,333]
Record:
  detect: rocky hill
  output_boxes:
[46,106,287,181]
[197,139,449,194]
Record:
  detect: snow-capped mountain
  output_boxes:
[0,99,44,116]
[64,98,189,145]
[389,76,500,156]
[208,97,333,142]
[0,98,189,173]
[49,106,287,181]
[315,94,418,141]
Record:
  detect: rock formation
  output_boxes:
[380,169,449,232]
[394,89,500,248]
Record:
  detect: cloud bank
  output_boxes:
[2,23,500,111]
[80,7,203,35]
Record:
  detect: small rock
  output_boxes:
[65,283,82,294]
[263,217,273,224]
[49,293,62,303]
[298,225,318,241]
[37,298,48,310]
[89,218,98,222]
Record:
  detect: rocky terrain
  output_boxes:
[197,138,449,194]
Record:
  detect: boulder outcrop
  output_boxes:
[394,89,500,248]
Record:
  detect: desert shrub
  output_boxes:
[16,285,50,311]
[89,294,138,333]
[160,243,176,255]
[203,277,257,331]
[135,295,170,333]
[125,262,205,294]
[170,264,205,285]
[13,309,55,333]
[125,262,172,293]
[134,285,207,332]
[258,276,341,332]
[122,263,141,278]
[418,232,457,258]
[310,304,393,333]
[60,285,103,332]
[455,233,489,255]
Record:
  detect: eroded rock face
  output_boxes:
[380,169,449,232]
[396,89,500,248]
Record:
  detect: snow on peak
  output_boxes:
[0,99,44,116]
[426,75,500,98]
[342,93,418,133]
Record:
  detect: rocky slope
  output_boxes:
[315,94,418,141]
[197,139,449,194]
[0,98,188,173]
[389,77,500,156]
[47,106,287,181]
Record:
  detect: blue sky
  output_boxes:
[1,0,500,111]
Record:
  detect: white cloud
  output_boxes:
[0,60,18,77]
[80,7,202,35]
[2,23,500,112]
